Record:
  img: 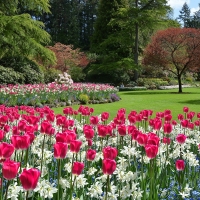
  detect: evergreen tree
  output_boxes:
[0,0,56,64]
[177,2,191,27]
[190,4,200,28]
[40,0,98,50]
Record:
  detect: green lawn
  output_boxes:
[53,87,200,121]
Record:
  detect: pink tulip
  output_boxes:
[19,168,40,190]
[145,144,158,159]
[86,149,96,161]
[103,146,118,160]
[102,159,116,175]
[54,142,68,159]
[0,142,15,162]
[2,160,20,180]
[72,162,84,175]
[176,134,187,144]
[70,140,82,153]
[175,160,185,171]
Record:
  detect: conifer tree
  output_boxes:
[0,0,56,64]
[177,2,191,27]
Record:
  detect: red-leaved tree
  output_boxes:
[47,43,89,72]
[143,28,200,93]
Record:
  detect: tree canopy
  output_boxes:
[0,0,56,65]
[143,27,200,93]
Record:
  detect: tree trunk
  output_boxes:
[134,0,139,82]
[177,74,182,93]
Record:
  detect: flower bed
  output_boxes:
[0,105,200,199]
[0,83,119,107]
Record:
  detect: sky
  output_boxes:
[167,0,200,19]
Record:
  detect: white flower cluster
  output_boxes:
[55,72,73,85]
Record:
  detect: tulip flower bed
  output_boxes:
[0,83,119,107]
[0,104,200,200]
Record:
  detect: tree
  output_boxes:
[143,28,200,93]
[177,2,191,27]
[40,0,98,50]
[47,43,89,82]
[0,0,56,65]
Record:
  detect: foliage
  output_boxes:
[0,0,56,65]
[0,57,44,84]
[39,0,98,50]
[40,66,61,84]
[47,43,89,73]
[118,86,147,91]
[143,27,200,93]
[177,2,191,27]
[78,94,89,104]
[0,66,24,85]
[68,66,86,82]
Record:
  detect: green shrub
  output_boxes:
[0,57,44,84]
[118,87,147,91]
[40,67,61,83]
[79,94,89,104]
[0,66,24,84]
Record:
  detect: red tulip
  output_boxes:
[197,112,200,119]
[127,125,137,135]
[145,144,158,159]
[101,112,110,121]
[3,124,10,133]
[0,115,8,124]
[87,139,93,147]
[56,132,68,143]
[162,137,171,144]
[164,114,172,122]
[65,131,77,144]
[97,125,108,137]
[136,133,148,146]
[103,146,118,160]
[181,119,189,128]
[54,142,68,159]
[2,160,20,180]
[0,142,15,162]
[90,116,99,126]
[83,125,94,140]
[187,111,195,120]
[131,129,141,141]
[102,159,116,175]
[40,121,55,135]
[70,140,82,153]
[86,149,96,161]
[0,130,5,141]
[175,160,185,171]
[117,124,126,136]
[153,119,162,131]
[147,133,160,146]
[18,120,27,132]
[11,135,31,150]
[176,134,187,144]
[63,107,73,115]
[128,115,136,124]
[163,123,173,134]
[72,162,84,175]
[164,110,171,115]
[183,107,189,113]
[178,114,184,121]
[19,168,40,190]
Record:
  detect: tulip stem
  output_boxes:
[4,180,9,200]
[40,134,46,177]
[25,148,29,168]
[57,159,61,200]
[25,190,29,200]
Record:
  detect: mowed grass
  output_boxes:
[53,87,200,121]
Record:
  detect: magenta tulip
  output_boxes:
[145,144,158,159]
[54,142,68,159]
[175,160,185,171]
[103,146,118,160]
[86,149,96,161]
[72,162,84,175]
[2,160,20,180]
[102,159,116,175]
[70,140,82,153]
[19,168,40,190]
